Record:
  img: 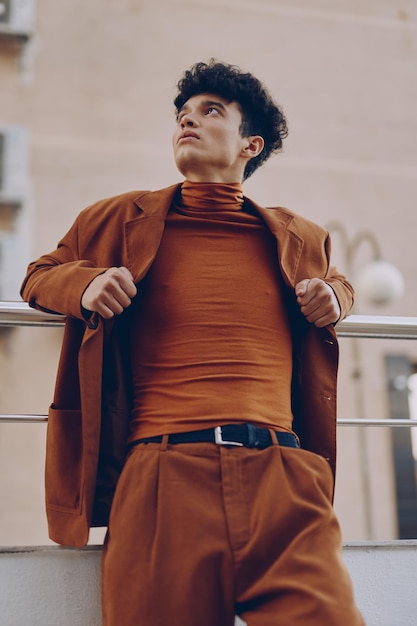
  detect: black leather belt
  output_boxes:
[129,424,299,450]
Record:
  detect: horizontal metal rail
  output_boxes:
[2,301,417,338]
[2,415,417,426]
[0,301,65,327]
[337,314,417,340]
[0,414,48,423]
[2,301,417,425]
[338,419,417,427]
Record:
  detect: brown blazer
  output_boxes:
[21,183,354,547]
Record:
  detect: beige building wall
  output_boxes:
[1,0,417,545]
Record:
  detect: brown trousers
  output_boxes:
[102,436,365,626]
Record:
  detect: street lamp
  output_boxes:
[326,221,405,307]
[356,260,404,306]
[327,221,404,539]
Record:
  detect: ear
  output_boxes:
[241,135,264,160]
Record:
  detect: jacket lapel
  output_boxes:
[249,200,332,288]
[124,183,181,283]
[247,200,304,289]
[123,185,325,292]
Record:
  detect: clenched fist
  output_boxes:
[295,278,341,327]
[81,266,137,319]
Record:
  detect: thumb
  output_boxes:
[295,279,310,297]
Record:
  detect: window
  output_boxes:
[386,354,417,538]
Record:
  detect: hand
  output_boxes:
[81,266,137,319]
[295,278,341,327]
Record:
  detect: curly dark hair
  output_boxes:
[174,60,288,180]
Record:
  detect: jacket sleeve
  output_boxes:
[323,233,354,322]
[20,216,108,320]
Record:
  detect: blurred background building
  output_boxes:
[0,0,416,546]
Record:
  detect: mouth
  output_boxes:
[177,131,199,143]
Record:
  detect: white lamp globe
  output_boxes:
[356,260,405,306]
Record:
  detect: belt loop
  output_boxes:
[247,423,258,447]
[161,434,169,451]
[269,429,279,446]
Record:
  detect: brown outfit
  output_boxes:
[21,182,362,624]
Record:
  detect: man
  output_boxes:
[21,60,364,625]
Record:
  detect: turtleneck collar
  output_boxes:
[179,180,244,212]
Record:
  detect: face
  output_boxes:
[172,93,259,183]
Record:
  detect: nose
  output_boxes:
[180,111,196,128]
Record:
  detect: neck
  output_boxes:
[184,174,243,184]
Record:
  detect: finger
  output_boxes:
[299,280,330,308]
[113,267,138,299]
[95,303,116,319]
[104,282,134,311]
[311,310,338,327]
[102,268,137,300]
[299,300,322,322]
[295,278,310,298]
[82,275,131,316]
[89,290,124,317]
[303,301,340,327]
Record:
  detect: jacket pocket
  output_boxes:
[45,404,83,514]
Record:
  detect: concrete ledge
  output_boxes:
[343,541,417,625]
[1,542,417,625]
[0,545,102,626]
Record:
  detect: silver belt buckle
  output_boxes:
[214,426,244,446]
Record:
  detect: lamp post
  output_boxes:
[327,221,404,539]
[326,222,404,307]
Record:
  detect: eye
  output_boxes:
[206,107,219,116]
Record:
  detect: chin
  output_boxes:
[174,157,198,179]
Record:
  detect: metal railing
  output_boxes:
[0,300,65,328]
[2,300,417,427]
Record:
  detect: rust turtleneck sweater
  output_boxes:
[128,181,294,441]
